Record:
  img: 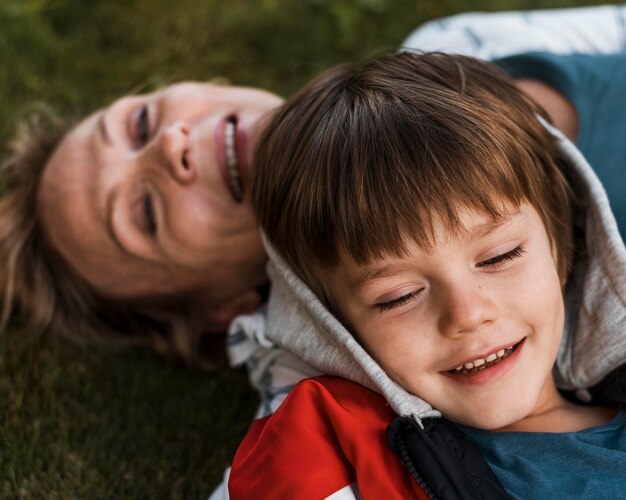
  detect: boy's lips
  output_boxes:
[442,338,526,385]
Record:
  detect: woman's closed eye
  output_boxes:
[143,193,157,236]
[133,105,151,146]
[478,246,525,269]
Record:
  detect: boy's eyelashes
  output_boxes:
[373,245,526,313]
[375,289,422,312]
[477,246,526,269]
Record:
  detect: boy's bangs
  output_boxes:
[317,96,536,269]
[253,52,573,291]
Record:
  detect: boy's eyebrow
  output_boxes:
[465,213,518,240]
[349,211,521,291]
[349,262,419,291]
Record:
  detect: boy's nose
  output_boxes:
[438,280,496,338]
[158,120,196,184]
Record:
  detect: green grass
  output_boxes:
[2,334,256,498]
[0,0,608,497]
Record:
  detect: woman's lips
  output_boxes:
[224,118,243,201]
[215,115,246,203]
[443,338,525,386]
[234,117,251,187]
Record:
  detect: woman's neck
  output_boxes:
[515,78,579,143]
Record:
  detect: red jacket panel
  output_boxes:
[229,375,429,499]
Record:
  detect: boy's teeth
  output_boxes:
[224,120,243,201]
[450,344,517,375]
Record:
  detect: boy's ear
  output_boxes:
[196,290,263,334]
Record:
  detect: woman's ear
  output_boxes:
[195,289,263,334]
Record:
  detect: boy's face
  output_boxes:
[327,203,565,430]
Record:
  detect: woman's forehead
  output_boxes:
[39,112,122,287]
[41,113,98,193]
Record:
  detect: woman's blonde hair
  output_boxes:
[1,107,218,368]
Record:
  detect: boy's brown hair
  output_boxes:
[252,52,573,301]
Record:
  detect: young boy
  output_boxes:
[229,52,626,498]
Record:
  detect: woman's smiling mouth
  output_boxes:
[224,117,243,202]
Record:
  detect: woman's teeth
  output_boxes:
[449,343,518,375]
[225,120,243,202]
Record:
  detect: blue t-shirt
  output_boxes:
[495,52,626,242]
[455,406,626,499]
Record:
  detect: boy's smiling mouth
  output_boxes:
[447,339,525,375]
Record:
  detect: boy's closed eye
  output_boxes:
[376,288,424,312]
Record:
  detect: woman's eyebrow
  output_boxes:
[97,111,113,146]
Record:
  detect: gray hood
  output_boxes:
[262,122,626,424]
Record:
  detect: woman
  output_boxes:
[1,4,625,371]
[1,83,283,367]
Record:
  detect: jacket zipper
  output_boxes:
[395,432,438,500]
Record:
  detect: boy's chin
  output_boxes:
[436,377,546,431]
[444,402,533,431]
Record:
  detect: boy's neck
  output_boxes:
[496,377,617,433]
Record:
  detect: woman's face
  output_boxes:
[39,82,283,312]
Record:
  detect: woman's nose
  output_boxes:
[158,120,196,184]
[437,279,496,338]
